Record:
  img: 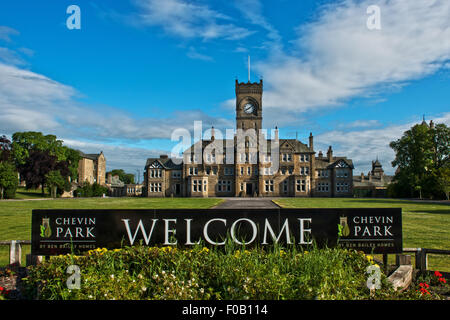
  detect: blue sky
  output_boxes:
[0,0,449,179]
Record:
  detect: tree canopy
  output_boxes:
[389,121,449,199]
[107,169,135,184]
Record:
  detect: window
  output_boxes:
[317,182,329,192]
[288,167,293,175]
[300,154,304,162]
[172,171,181,178]
[212,167,218,175]
[336,182,349,192]
[225,167,234,176]
[247,167,251,175]
[240,183,244,191]
[265,180,274,192]
[218,181,232,192]
[283,180,288,193]
[150,169,162,178]
[254,168,258,175]
[282,153,292,162]
[318,169,329,177]
[336,169,348,178]
[149,183,162,193]
[296,180,306,192]
[281,167,286,175]
[205,167,211,175]
[240,167,244,175]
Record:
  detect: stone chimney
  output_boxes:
[318,151,323,159]
[368,172,372,182]
[274,126,279,140]
[309,132,314,151]
[360,172,364,181]
[327,146,333,163]
[211,126,215,141]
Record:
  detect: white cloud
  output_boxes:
[257,0,450,112]
[131,0,254,41]
[0,62,234,143]
[316,112,450,175]
[233,0,281,45]
[0,26,19,42]
[62,138,167,176]
[0,47,27,66]
[186,46,214,61]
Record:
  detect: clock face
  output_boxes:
[244,103,255,114]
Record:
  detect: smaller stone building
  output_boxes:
[353,160,393,197]
[77,151,106,186]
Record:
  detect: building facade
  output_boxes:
[144,79,354,197]
[77,151,106,186]
[353,160,393,197]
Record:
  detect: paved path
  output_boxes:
[212,198,280,209]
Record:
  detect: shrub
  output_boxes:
[21,244,446,300]
[74,182,108,198]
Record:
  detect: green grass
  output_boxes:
[273,198,450,272]
[0,197,223,266]
[13,186,51,199]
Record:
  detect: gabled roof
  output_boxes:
[78,150,102,161]
[315,157,354,169]
[145,157,182,170]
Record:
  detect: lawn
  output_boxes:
[0,197,223,266]
[273,198,450,272]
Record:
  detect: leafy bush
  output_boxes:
[74,182,108,198]
[21,244,445,300]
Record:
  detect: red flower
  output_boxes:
[0,286,4,292]
[419,282,429,288]
[419,288,431,295]
[439,277,447,284]
[434,271,443,278]
[4,290,10,295]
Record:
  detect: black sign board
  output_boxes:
[31,208,402,255]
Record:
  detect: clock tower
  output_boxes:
[235,79,263,131]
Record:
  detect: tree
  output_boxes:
[107,169,135,184]
[46,170,71,198]
[0,135,13,162]
[11,131,79,195]
[0,136,18,199]
[390,121,449,199]
[0,162,18,199]
[18,150,70,195]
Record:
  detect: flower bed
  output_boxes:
[19,244,448,300]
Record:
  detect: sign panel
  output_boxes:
[31,208,402,255]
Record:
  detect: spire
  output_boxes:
[248,55,251,82]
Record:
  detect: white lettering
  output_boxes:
[121,219,158,245]
[203,218,227,245]
[184,219,200,245]
[164,219,177,245]
[262,218,292,244]
[298,218,312,244]
[230,218,258,245]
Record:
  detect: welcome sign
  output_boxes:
[31,208,402,255]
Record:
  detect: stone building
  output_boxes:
[144,79,354,197]
[77,151,106,186]
[353,159,393,197]
[106,172,143,197]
